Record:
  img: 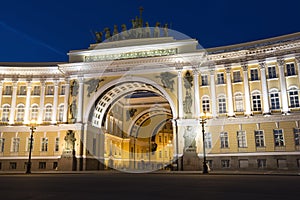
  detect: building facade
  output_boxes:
[0,28,300,172]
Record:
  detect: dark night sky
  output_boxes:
[0,0,299,62]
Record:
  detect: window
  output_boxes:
[30,105,39,121]
[16,104,25,122]
[234,93,244,112]
[159,136,162,143]
[39,162,46,169]
[220,132,229,148]
[202,96,210,112]
[233,71,241,82]
[32,86,40,96]
[252,92,262,111]
[159,150,162,158]
[239,160,249,168]
[9,162,17,170]
[60,85,66,95]
[270,90,280,110]
[0,138,5,153]
[46,85,54,95]
[18,86,26,95]
[257,159,266,169]
[4,86,12,95]
[2,105,10,122]
[53,162,58,170]
[294,128,300,145]
[201,75,208,86]
[286,63,296,76]
[237,130,247,148]
[12,138,20,152]
[221,160,230,168]
[289,87,299,108]
[268,66,277,79]
[58,105,64,122]
[44,105,52,121]
[55,138,59,151]
[205,132,212,149]
[41,138,48,152]
[217,73,225,84]
[250,69,259,81]
[255,130,265,147]
[27,137,34,151]
[273,129,284,147]
[218,96,226,114]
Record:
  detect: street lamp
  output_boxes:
[199,112,212,174]
[26,120,37,174]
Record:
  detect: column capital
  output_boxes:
[53,79,59,87]
[78,76,85,83]
[225,64,231,73]
[209,69,215,75]
[258,60,266,70]
[295,55,300,63]
[241,62,248,71]
[277,57,285,67]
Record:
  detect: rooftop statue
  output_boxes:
[104,27,111,40]
[95,31,103,43]
[163,23,168,37]
[121,24,129,39]
[153,22,160,37]
[143,22,151,38]
[112,25,119,41]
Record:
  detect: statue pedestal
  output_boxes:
[182,149,201,171]
[58,150,77,171]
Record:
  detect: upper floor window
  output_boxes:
[237,130,247,148]
[294,128,300,146]
[273,129,285,147]
[205,132,212,149]
[202,96,210,113]
[289,87,299,108]
[218,95,226,114]
[2,105,10,122]
[0,138,5,153]
[16,104,25,122]
[254,130,265,147]
[234,93,244,112]
[268,66,277,79]
[31,105,39,121]
[233,71,241,82]
[12,137,20,152]
[250,69,259,81]
[55,138,59,151]
[32,86,40,96]
[270,90,280,110]
[286,63,296,76]
[252,92,262,111]
[220,132,229,148]
[217,73,225,84]
[18,86,26,95]
[41,138,48,152]
[60,85,66,95]
[44,105,52,121]
[58,105,64,122]
[46,85,54,95]
[4,86,12,95]
[201,75,208,86]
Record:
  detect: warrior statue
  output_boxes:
[153,22,160,37]
[95,31,103,43]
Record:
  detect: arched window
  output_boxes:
[252,91,261,111]
[58,104,64,122]
[269,89,280,110]
[44,104,52,121]
[289,87,299,108]
[202,96,210,112]
[30,104,39,120]
[2,104,10,122]
[234,93,244,112]
[16,104,25,122]
[218,95,226,114]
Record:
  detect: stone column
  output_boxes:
[193,69,200,118]
[210,69,217,118]
[225,65,235,117]
[24,80,32,124]
[242,63,252,116]
[63,78,70,123]
[76,77,84,122]
[258,61,271,115]
[277,58,289,114]
[9,80,18,124]
[51,80,59,124]
[38,80,46,124]
[177,70,184,119]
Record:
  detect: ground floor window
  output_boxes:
[221,160,230,168]
[39,162,46,169]
[277,159,287,169]
[9,162,17,170]
[257,159,267,169]
[239,160,249,168]
[53,162,58,170]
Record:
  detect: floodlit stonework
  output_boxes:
[0,30,300,172]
